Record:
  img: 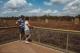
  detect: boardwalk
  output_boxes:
[0,41,63,53]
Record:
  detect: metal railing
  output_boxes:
[31,26,80,53]
[0,26,80,53]
[0,26,19,44]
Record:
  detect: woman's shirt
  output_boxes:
[25,21,29,31]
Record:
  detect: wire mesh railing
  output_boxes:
[31,27,80,53]
[0,26,19,44]
[0,26,80,53]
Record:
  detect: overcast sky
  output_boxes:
[0,0,80,17]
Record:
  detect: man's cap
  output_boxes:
[18,15,25,19]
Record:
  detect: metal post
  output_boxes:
[37,29,41,43]
[20,34,21,41]
[38,30,41,43]
[65,33,69,53]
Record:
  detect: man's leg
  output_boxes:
[19,28,23,41]
[21,32,25,40]
[19,32,23,41]
[20,28,25,40]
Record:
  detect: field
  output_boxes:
[30,20,80,31]
[0,19,80,30]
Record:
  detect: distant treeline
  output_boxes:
[0,15,80,21]
[29,15,80,21]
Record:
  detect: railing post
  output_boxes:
[39,34,41,43]
[39,35,40,43]
[65,33,69,53]
[20,34,21,41]
[38,29,41,43]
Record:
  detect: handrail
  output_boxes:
[0,26,80,33]
[0,26,18,29]
[33,26,80,33]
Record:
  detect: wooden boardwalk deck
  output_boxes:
[0,41,63,53]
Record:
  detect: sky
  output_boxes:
[0,0,80,17]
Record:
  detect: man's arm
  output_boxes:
[16,20,19,27]
[16,21,18,24]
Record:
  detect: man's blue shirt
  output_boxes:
[18,18,25,29]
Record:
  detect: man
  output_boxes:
[16,15,25,41]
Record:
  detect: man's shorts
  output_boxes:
[19,28,25,33]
